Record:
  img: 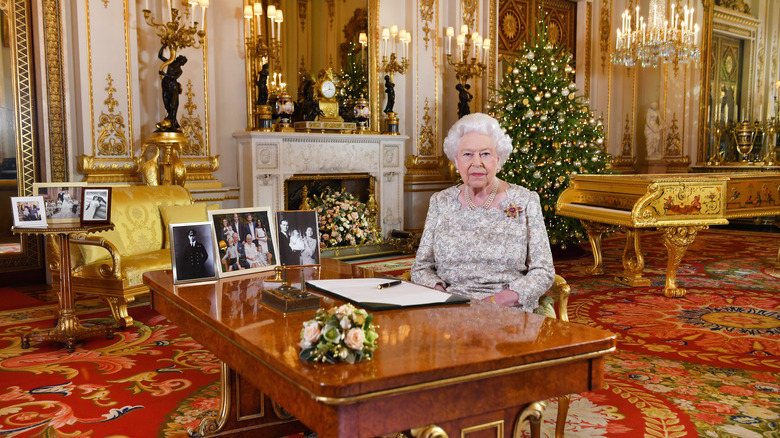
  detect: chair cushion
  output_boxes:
[74,248,173,288]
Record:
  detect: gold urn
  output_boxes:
[732,119,759,162]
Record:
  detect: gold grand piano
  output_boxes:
[556,173,780,298]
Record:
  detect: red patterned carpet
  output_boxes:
[0,228,778,437]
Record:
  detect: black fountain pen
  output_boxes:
[377,280,403,290]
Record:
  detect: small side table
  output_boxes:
[12,223,116,353]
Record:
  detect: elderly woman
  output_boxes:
[410,113,555,311]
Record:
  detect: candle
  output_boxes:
[144,0,149,10]
[446,27,454,55]
[724,106,728,124]
[276,10,283,42]
[167,0,172,22]
[199,0,208,31]
[268,5,276,38]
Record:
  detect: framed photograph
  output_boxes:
[80,187,112,224]
[10,196,48,228]
[276,210,321,266]
[170,222,218,284]
[208,206,279,278]
[33,182,87,225]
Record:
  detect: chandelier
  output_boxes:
[612,0,700,68]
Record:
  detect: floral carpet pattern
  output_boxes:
[0,302,221,437]
[0,228,777,437]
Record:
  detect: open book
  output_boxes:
[305,278,469,310]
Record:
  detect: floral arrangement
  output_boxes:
[311,187,381,248]
[299,303,379,364]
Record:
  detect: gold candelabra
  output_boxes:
[143,2,207,63]
[243,2,285,130]
[706,119,726,165]
[443,25,489,85]
[612,0,699,68]
[380,26,410,80]
[139,0,208,186]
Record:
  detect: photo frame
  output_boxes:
[10,196,48,228]
[276,210,321,266]
[80,187,112,224]
[170,221,218,284]
[208,206,279,278]
[33,182,87,225]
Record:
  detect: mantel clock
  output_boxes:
[315,68,343,122]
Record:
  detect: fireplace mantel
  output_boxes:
[234,131,408,237]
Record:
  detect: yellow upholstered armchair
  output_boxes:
[50,185,200,328]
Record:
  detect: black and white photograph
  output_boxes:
[208,207,278,278]
[170,222,217,284]
[33,182,86,225]
[10,196,48,228]
[80,187,112,224]
[276,210,321,266]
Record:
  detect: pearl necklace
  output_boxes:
[465,182,498,210]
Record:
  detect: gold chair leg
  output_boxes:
[104,296,135,328]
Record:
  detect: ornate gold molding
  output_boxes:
[181,80,205,156]
[419,0,434,51]
[664,113,681,156]
[43,0,69,181]
[96,74,129,156]
[418,98,434,156]
[585,1,592,96]
[462,0,477,31]
[715,0,750,15]
[599,0,610,73]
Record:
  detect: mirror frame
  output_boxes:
[0,0,43,272]
[697,0,760,165]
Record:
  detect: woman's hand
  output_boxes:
[483,288,520,307]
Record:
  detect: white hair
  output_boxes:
[442,113,513,166]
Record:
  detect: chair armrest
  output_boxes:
[550,274,571,322]
[70,233,123,280]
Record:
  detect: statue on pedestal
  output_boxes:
[383,75,395,114]
[157,45,187,132]
[256,63,270,106]
[456,83,472,119]
[644,101,665,158]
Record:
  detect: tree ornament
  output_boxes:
[518,86,525,93]
[561,89,570,96]
[534,95,542,102]
[544,92,551,99]
[530,64,538,72]
[512,68,520,74]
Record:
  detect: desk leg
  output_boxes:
[189,362,307,437]
[21,233,114,353]
[582,221,612,275]
[661,226,706,298]
[614,228,651,287]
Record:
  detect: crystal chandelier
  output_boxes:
[612,0,700,68]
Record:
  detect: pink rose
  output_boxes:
[300,321,321,348]
[344,327,365,350]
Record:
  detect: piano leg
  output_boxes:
[581,221,613,275]
[661,226,706,298]
[614,228,651,287]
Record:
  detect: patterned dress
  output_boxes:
[411,183,555,312]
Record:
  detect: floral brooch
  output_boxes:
[504,204,523,218]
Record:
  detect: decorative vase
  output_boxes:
[275,92,295,132]
[353,97,370,133]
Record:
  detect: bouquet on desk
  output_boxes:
[299,303,379,364]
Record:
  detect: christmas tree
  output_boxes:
[490,21,611,249]
[336,51,368,121]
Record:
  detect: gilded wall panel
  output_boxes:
[497,0,575,60]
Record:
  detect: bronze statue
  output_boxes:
[456,83,472,119]
[256,63,270,106]
[157,45,187,131]
[383,75,395,113]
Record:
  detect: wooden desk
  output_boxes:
[144,260,616,438]
[13,224,115,353]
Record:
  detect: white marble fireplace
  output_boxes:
[234,131,408,238]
